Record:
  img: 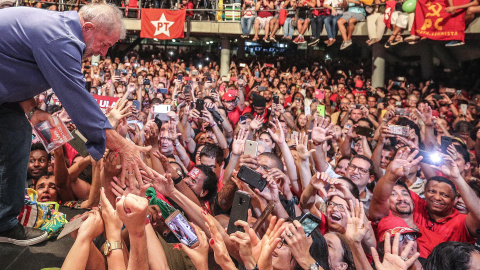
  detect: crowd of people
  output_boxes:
[20,0,480,48]
[3,2,480,270]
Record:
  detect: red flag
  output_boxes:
[141,9,186,39]
[383,1,397,29]
[411,0,469,41]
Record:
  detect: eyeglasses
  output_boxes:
[347,164,370,176]
[390,233,418,243]
[326,201,349,212]
[276,239,289,249]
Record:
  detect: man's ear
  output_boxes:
[368,174,375,184]
[82,22,95,32]
[200,190,209,198]
[465,162,471,172]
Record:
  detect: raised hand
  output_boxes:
[296,132,316,161]
[371,233,420,270]
[250,115,263,131]
[143,119,159,147]
[76,209,104,242]
[415,103,433,126]
[180,223,209,270]
[267,118,285,144]
[116,193,149,236]
[386,148,422,178]
[430,153,461,181]
[141,170,175,197]
[107,99,133,128]
[111,174,151,198]
[311,117,333,144]
[202,211,236,269]
[100,187,123,241]
[232,128,249,156]
[229,220,257,270]
[167,120,181,142]
[309,172,330,198]
[345,200,369,243]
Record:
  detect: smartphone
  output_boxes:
[317,105,325,117]
[417,150,443,165]
[433,95,443,100]
[230,77,238,82]
[395,108,411,116]
[388,125,410,137]
[258,86,267,92]
[178,74,183,81]
[191,70,199,76]
[195,99,205,112]
[121,69,128,76]
[441,136,453,154]
[239,115,248,123]
[207,77,212,82]
[393,82,402,86]
[460,104,468,115]
[445,88,455,94]
[165,210,199,248]
[355,104,362,109]
[237,165,267,192]
[395,101,402,107]
[299,213,322,237]
[244,140,258,156]
[143,79,150,85]
[227,191,252,234]
[252,201,275,232]
[273,95,280,104]
[457,90,462,95]
[355,126,375,138]
[158,88,168,94]
[315,90,325,100]
[265,63,273,68]
[397,76,405,82]
[305,106,311,116]
[239,63,246,67]
[184,85,192,95]
[132,100,141,111]
[114,69,121,76]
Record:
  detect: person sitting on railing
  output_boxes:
[252,0,275,42]
[240,0,256,38]
[365,0,386,46]
[293,0,315,44]
[337,0,366,50]
[267,0,282,42]
[384,0,409,48]
[281,0,297,40]
[309,0,330,46]
[444,0,479,47]
[180,0,194,39]
[323,0,346,46]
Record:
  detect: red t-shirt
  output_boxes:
[228,107,243,126]
[410,191,474,243]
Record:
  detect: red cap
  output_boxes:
[377,215,421,242]
[355,80,364,89]
[222,89,237,101]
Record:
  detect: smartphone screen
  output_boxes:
[299,214,321,237]
[166,211,199,248]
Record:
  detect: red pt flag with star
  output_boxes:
[141,9,186,39]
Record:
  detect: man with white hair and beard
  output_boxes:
[0,3,152,246]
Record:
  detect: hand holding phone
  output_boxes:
[227,191,252,234]
[237,165,267,191]
[165,210,199,248]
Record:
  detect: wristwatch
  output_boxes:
[103,240,123,256]
[308,262,320,270]
[27,107,39,121]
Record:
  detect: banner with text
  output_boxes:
[141,9,186,39]
[412,0,469,41]
[93,95,119,114]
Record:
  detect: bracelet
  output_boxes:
[211,122,216,127]
[28,107,39,121]
[173,175,183,185]
[312,141,323,146]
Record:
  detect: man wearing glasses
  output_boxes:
[344,155,375,213]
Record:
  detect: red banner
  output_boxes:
[411,0,469,41]
[141,9,186,39]
[93,95,119,114]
